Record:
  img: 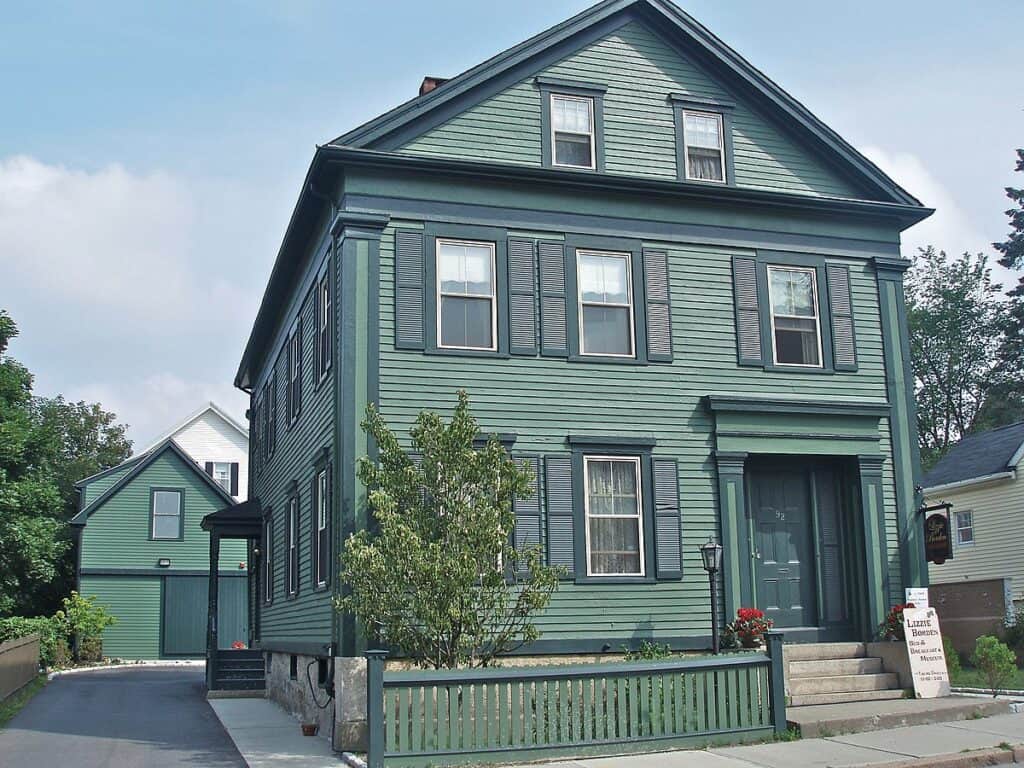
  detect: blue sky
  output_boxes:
[1,0,1020,446]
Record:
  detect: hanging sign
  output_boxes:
[922,505,952,565]
[904,606,950,698]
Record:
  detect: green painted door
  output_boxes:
[162,576,249,656]
[751,471,817,628]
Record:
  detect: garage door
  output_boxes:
[162,576,249,656]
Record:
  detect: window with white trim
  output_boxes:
[768,265,822,367]
[317,269,331,380]
[287,324,302,422]
[437,239,496,350]
[583,456,644,576]
[151,490,183,540]
[577,250,634,357]
[956,511,974,546]
[211,462,232,493]
[287,496,299,595]
[551,94,595,169]
[263,514,274,603]
[682,110,725,183]
[314,467,329,588]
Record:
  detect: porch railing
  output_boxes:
[366,632,786,767]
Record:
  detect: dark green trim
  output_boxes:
[80,568,248,577]
[534,75,608,94]
[873,255,913,278]
[71,439,236,526]
[330,211,390,237]
[314,248,333,389]
[672,100,736,186]
[473,432,518,448]
[705,395,890,417]
[262,509,275,606]
[668,93,736,110]
[74,454,146,488]
[714,450,749,619]
[570,445,657,585]
[256,641,332,656]
[538,80,606,173]
[567,434,657,447]
[148,487,185,541]
[285,488,300,599]
[310,453,332,594]
[423,222,510,357]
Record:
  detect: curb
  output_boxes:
[848,746,1023,768]
[47,660,205,679]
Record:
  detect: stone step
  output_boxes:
[783,642,866,662]
[215,667,266,680]
[789,658,883,678]
[788,672,899,695]
[787,696,1012,738]
[213,677,266,691]
[789,688,907,707]
[216,660,266,672]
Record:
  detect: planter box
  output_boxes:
[866,641,913,689]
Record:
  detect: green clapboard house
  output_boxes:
[228,0,933,731]
[72,439,250,659]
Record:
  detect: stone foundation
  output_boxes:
[264,652,336,744]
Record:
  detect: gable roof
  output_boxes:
[922,421,1024,491]
[74,453,147,489]
[70,439,236,526]
[136,401,248,457]
[330,0,920,207]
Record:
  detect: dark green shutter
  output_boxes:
[643,249,673,362]
[230,463,239,496]
[204,461,214,476]
[507,239,538,355]
[544,455,574,577]
[827,264,858,371]
[653,458,682,580]
[732,257,764,366]
[513,455,541,575]
[394,229,425,350]
[538,241,568,357]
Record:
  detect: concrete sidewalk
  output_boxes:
[531,713,1024,768]
[209,697,341,767]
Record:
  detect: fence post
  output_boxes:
[765,631,787,735]
[365,650,387,768]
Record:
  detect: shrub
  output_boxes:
[54,592,115,661]
[972,635,1017,697]
[1003,608,1024,665]
[943,636,961,677]
[0,616,64,668]
[623,641,673,661]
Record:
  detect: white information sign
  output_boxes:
[905,587,930,609]
[904,607,950,698]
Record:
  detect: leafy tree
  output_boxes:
[971,635,1017,697]
[906,248,1004,468]
[0,310,130,617]
[338,391,562,669]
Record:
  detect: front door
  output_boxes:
[751,470,817,628]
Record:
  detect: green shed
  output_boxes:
[72,439,250,659]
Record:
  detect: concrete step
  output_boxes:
[213,677,266,691]
[788,672,899,695]
[789,688,907,707]
[787,696,1013,738]
[216,668,266,681]
[789,657,883,678]
[783,642,866,662]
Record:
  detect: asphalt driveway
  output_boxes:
[0,665,245,767]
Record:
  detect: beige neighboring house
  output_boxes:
[924,421,1024,603]
[136,402,250,500]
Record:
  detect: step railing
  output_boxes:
[366,632,786,767]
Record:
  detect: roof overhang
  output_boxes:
[923,470,1016,497]
[202,498,263,538]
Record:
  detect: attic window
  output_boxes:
[551,94,595,169]
[682,111,725,183]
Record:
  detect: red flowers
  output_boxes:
[231,641,247,650]
[726,607,773,648]
[736,607,765,623]
[879,603,916,640]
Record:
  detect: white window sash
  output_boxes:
[576,250,635,358]
[316,470,328,586]
[682,110,726,183]
[263,520,273,602]
[435,238,498,351]
[551,94,596,170]
[288,500,298,594]
[151,491,182,539]
[583,456,645,577]
[766,265,824,368]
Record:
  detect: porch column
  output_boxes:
[875,257,927,589]
[715,451,749,621]
[206,533,220,690]
[857,454,888,634]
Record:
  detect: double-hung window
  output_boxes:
[317,269,331,381]
[211,462,232,493]
[682,110,726,183]
[583,456,644,576]
[551,94,595,169]
[262,514,274,603]
[956,511,974,546]
[577,250,634,357]
[286,495,299,596]
[437,239,496,351]
[314,467,329,588]
[151,489,183,540]
[287,323,302,422]
[767,265,822,367]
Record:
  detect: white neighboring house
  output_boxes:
[136,402,250,501]
[924,421,1024,603]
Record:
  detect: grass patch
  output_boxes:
[952,666,1024,691]
[0,675,47,728]
[773,727,801,742]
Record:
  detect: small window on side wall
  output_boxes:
[682,111,725,183]
[956,511,974,546]
[151,489,183,540]
[551,94,595,169]
[436,239,496,351]
[767,265,822,368]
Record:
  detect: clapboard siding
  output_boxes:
[81,463,139,507]
[172,410,250,501]
[377,223,901,642]
[399,21,859,199]
[927,475,1024,601]
[250,225,336,648]
[80,575,162,660]
[79,451,246,570]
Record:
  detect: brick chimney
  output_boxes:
[419,76,449,96]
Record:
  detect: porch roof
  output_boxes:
[201,498,262,538]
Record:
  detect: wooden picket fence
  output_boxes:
[365,632,786,767]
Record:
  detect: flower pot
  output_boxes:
[301,723,318,737]
[740,635,761,649]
